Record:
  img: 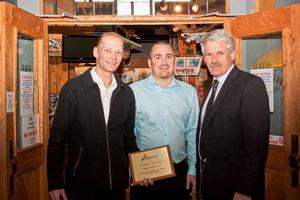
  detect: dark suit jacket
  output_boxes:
[196,66,270,200]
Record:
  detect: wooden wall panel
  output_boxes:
[49,57,69,94]
[15,167,42,200]
[284,7,300,199]
[0,3,9,199]
[231,6,291,38]
[49,57,57,94]
[265,168,286,200]
[256,0,276,12]
[284,6,300,147]
[265,145,288,170]
[56,58,69,93]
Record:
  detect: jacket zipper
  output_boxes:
[73,146,83,176]
[105,127,112,189]
[105,85,121,189]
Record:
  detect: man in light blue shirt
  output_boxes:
[130,41,199,200]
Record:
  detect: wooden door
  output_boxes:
[0,2,48,200]
[228,4,300,200]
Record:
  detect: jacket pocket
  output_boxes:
[73,146,83,176]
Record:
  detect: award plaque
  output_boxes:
[128,145,175,185]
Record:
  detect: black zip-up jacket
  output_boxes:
[47,69,139,192]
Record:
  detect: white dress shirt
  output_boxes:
[91,67,117,125]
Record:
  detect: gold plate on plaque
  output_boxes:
[128,145,175,185]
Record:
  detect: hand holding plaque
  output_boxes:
[128,145,175,185]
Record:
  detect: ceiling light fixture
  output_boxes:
[160,0,168,12]
[174,5,182,13]
[191,4,199,13]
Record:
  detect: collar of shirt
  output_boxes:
[90,67,117,89]
[90,67,117,125]
[214,64,235,89]
[146,74,180,90]
[200,64,235,129]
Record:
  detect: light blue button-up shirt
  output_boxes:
[130,75,199,175]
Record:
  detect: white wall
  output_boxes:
[229,0,246,14]
[17,0,40,15]
[229,0,256,15]
[276,0,300,7]
[246,0,256,13]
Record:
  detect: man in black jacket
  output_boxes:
[47,32,139,200]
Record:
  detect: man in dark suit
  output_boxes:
[196,29,270,200]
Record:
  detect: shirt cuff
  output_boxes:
[188,163,196,176]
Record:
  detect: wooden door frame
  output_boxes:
[0,3,9,198]
[230,4,300,198]
[0,2,49,199]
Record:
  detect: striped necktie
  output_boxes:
[200,79,219,160]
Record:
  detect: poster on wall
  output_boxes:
[19,114,40,148]
[18,37,34,116]
[17,35,39,148]
[174,57,202,76]
[6,91,15,113]
[250,68,274,112]
[20,71,34,116]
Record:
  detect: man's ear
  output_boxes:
[93,47,98,58]
[231,50,236,61]
[147,59,152,69]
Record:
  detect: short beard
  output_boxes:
[159,72,172,80]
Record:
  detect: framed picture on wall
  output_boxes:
[174,57,202,76]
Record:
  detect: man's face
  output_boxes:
[148,44,175,80]
[93,35,124,73]
[203,40,235,78]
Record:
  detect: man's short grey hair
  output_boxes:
[200,29,235,55]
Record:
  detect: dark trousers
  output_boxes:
[130,160,191,200]
[197,160,206,200]
[199,161,233,200]
[66,188,125,200]
[199,162,265,200]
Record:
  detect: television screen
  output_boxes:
[62,35,98,63]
